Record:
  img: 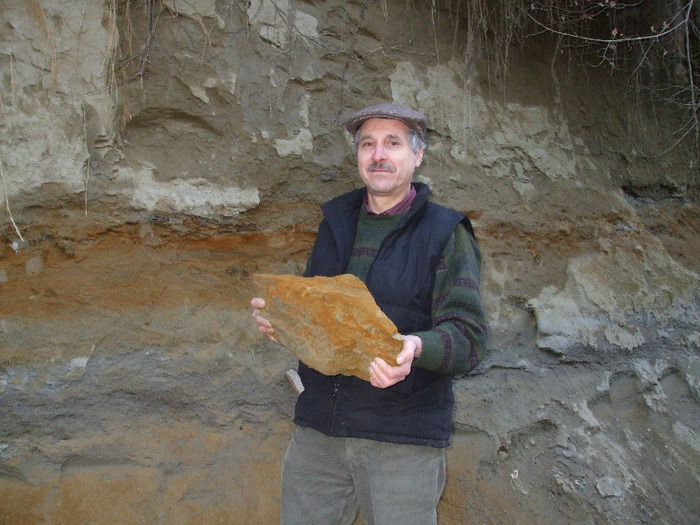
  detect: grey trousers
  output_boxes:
[281,425,446,525]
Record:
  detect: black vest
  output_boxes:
[295,183,473,447]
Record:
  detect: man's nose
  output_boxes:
[372,144,387,161]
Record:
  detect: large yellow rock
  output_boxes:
[252,273,404,381]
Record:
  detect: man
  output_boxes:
[251,102,488,525]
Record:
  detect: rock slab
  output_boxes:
[253,273,404,381]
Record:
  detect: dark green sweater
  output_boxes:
[344,209,487,374]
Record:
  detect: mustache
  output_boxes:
[367,162,395,172]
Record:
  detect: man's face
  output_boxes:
[356,118,423,204]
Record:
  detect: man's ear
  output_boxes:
[415,148,424,168]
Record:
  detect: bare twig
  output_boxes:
[0,161,24,242]
[82,104,90,217]
[525,0,699,155]
[70,0,89,100]
[29,0,57,89]
[101,0,120,98]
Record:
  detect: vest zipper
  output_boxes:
[328,376,342,432]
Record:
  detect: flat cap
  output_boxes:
[344,102,428,141]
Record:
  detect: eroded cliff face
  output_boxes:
[1,1,698,524]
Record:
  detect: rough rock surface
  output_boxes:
[1,1,699,524]
[253,273,403,381]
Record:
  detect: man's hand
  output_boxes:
[369,335,422,389]
[251,297,279,343]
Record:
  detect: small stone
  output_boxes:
[596,476,624,498]
[253,273,404,381]
[25,256,43,275]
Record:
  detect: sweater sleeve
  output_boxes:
[411,223,488,375]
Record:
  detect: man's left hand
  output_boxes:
[369,335,422,389]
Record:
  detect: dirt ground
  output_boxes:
[2,202,699,524]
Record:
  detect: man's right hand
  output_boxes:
[251,297,278,343]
